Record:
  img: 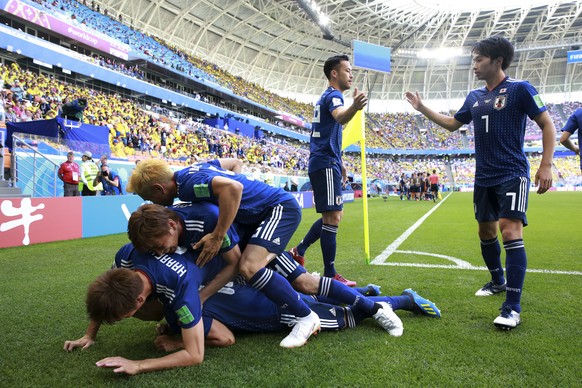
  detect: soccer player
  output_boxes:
[289,55,368,287]
[560,107,581,172]
[127,158,323,347]
[155,280,441,352]
[63,243,232,375]
[405,35,555,330]
[127,202,404,344]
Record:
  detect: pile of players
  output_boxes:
[64,158,441,375]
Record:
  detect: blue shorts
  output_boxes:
[473,177,529,226]
[246,199,302,254]
[268,251,307,283]
[309,166,343,213]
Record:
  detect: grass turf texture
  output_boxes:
[0,192,581,386]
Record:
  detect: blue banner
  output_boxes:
[567,49,582,63]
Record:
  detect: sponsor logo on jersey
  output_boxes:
[484,99,491,103]
[329,308,337,317]
[494,95,507,110]
[335,195,343,206]
[473,101,479,107]
[272,237,281,245]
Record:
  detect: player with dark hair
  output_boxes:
[405,35,555,330]
[289,54,368,287]
[560,107,581,171]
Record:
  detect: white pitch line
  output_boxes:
[370,193,451,265]
[374,261,582,276]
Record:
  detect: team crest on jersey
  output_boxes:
[494,95,507,110]
[336,195,343,206]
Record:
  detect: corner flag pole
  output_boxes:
[360,126,370,263]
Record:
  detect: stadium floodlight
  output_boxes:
[417,47,463,60]
[295,0,334,40]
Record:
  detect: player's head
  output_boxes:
[128,204,181,255]
[324,55,352,91]
[472,36,514,71]
[126,159,176,206]
[86,268,144,324]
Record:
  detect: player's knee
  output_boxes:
[238,256,264,279]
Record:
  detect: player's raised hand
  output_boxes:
[352,87,368,110]
[405,91,423,111]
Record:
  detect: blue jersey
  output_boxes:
[170,202,239,254]
[203,282,347,333]
[174,159,295,225]
[309,87,344,172]
[101,170,122,195]
[454,77,546,187]
[113,243,224,332]
[562,108,582,169]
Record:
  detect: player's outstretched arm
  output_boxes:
[533,110,556,194]
[96,320,205,375]
[404,91,463,132]
[560,131,580,155]
[63,320,100,352]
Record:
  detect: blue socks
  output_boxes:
[249,268,311,318]
[504,239,527,313]
[317,277,379,315]
[296,218,323,256]
[481,237,505,285]
[321,223,338,277]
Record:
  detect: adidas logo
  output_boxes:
[472,101,479,107]
[329,308,336,317]
[273,237,281,245]
[485,99,491,103]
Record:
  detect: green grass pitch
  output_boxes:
[0,192,581,386]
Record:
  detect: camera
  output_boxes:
[101,170,109,177]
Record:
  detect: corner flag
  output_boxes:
[342,110,371,263]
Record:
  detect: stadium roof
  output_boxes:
[95,0,582,107]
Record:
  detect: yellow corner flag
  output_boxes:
[342,109,365,150]
[342,110,371,263]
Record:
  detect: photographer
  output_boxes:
[94,164,122,196]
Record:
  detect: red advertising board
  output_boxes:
[0,197,82,248]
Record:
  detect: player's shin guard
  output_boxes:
[297,218,323,256]
[320,223,338,278]
[504,239,527,313]
[481,237,505,285]
[250,268,311,318]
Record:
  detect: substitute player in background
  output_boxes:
[560,107,581,172]
[290,55,368,287]
[405,35,555,330]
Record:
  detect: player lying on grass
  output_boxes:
[155,279,441,352]
[130,203,404,342]
[64,244,440,375]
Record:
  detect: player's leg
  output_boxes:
[310,166,356,286]
[474,184,506,296]
[493,177,529,330]
[290,218,323,266]
[243,201,320,347]
[275,253,402,336]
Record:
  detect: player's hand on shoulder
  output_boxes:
[192,232,221,267]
